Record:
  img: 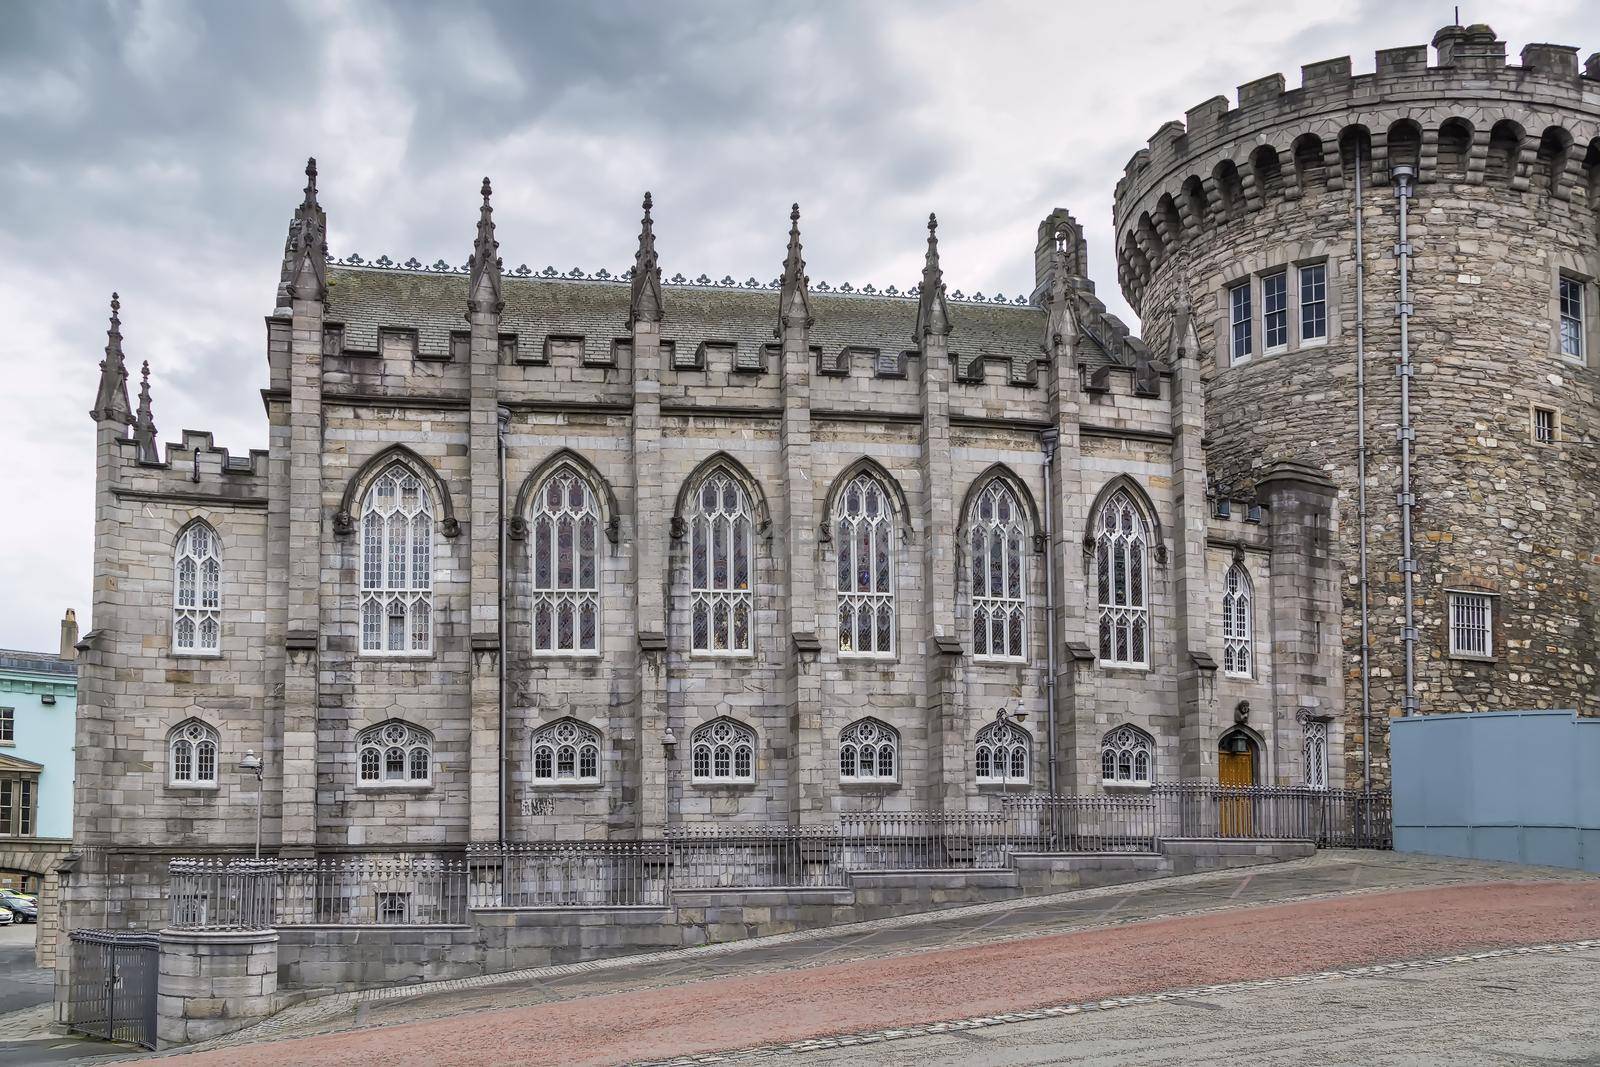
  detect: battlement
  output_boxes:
[1111,23,1600,311]
[114,428,269,480]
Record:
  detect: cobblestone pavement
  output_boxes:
[156,852,1597,1066]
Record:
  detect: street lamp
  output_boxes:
[239,750,264,860]
[993,699,1027,802]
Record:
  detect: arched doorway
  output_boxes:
[1217,728,1261,835]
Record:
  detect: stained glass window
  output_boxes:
[968,479,1027,660]
[689,470,754,655]
[173,522,222,654]
[531,467,601,654]
[836,473,895,656]
[360,465,434,654]
[1222,563,1253,677]
[1096,489,1150,667]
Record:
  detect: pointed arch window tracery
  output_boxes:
[1222,563,1253,677]
[530,466,601,654]
[531,719,601,784]
[689,470,754,655]
[690,718,756,783]
[360,465,434,655]
[968,479,1027,660]
[1100,725,1154,786]
[835,472,895,656]
[1095,489,1149,667]
[168,720,219,787]
[356,721,432,786]
[173,523,222,655]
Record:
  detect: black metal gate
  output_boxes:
[68,930,159,1049]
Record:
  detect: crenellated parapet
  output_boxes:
[1113,23,1600,312]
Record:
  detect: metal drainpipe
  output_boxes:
[1354,147,1374,790]
[1392,164,1420,719]
[497,406,511,845]
[1040,428,1060,797]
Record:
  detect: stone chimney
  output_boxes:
[59,609,79,661]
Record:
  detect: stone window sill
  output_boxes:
[171,652,223,661]
[1449,654,1497,665]
[975,781,1030,791]
[839,780,900,792]
[167,782,219,793]
[529,780,603,791]
[688,781,758,793]
[354,782,434,795]
[1101,780,1153,791]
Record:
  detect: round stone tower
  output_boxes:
[1113,24,1600,786]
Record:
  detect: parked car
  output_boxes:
[0,889,34,903]
[0,894,36,923]
[0,906,12,926]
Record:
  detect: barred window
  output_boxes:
[1229,281,1252,363]
[357,721,432,786]
[836,473,895,656]
[968,479,1027,660]
[1299,263,1327,342]
[690,718,756,783]
[690,471,754,655]
[1448,592,1493,658]
[168,720,219,788]
[1100,725,1154,785]
[1533,406,1557,445]
[1559,274,1585,360]
[1222,563,1253,678]
[173,522,222,655]
[531,719,601,784]
[1095,489,1150,667]
[974,720,1029,784]
[531,467,601,655]
[839,718,898,783]
[360,466,434,655]
[1304,720,1329,790]
[1262,269,1288,352]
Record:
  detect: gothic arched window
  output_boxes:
[356,721,432,786]
[1304,720,1329,790]
[836,473,895,656]
[168,720,219,787]
[974,720,1030,784]
[689,470,754,655]
[1100,725,1154,785]
[531,719,601,784]
[968,479,1027,660]
[690,718,756,783]
[360,465,434,655]
[530,467,601,654]
[1222,563,1253,677]
[839,718,898,783]
[173,522,222,655]
[1095,489,1149,667]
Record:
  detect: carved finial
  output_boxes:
[90,292,134,426]
[914,212,951,341]
[468,175,503,315]
[629,190,664,328]
[278,157,328,308]
[778,202,812,332]
[133,360,158,462]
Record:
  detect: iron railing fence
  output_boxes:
[466,842,669,908]
[665,825,848,889]
[1000,793,1162,853]
[1150,784,1392,848]
[273,856,468,925]
[67,929,160,1050]
[837,810,1015,870]
[167,858,276,931]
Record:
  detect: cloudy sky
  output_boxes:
[1,0,1592,651]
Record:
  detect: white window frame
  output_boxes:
[1100,725,1154,787]
[835,473,896,658]
[0,775,38,838]
[1298,262,1328,346]
[688,471,755,657]
[968,479,1028,661]
[1447,591,1494,659]
[173,522,222,656]
[1095,489,1150,668]
[168,720,219,789]
[359,466,435,656]
[1261,269,1289,353]
[839,718,898,784]
[530,467,602,657]
[1559,273,1585,362]
[0,707,12,745]
[531,718,602,785]
[1221,563,1253,678]
[1228,281,1252,364]
[1532,406,1558,445]
[690,718,756,784]
[356,721,433,788]
[974,720,1030,785]
[1304,720,1329,790]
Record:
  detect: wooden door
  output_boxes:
[1218,750,1255,835]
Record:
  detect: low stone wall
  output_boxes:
[157,929,278,1048]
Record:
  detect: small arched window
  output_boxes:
[357,721,432,787]
[689,470,754,655]
[530,467,601,655]
[839,718,898,783]
[1222,563,1253,677]
[968,478,1027,660]
[531,719,601,784]
[690,718,756,783]
[836,472,895,656]
[173,522,222,655]
[360,465,434,655]
[1100,725,1154,786]
[1304,720,1329,790]
[1095,489,1150,667]
[974,721,1029,785]
[169,720,219,788]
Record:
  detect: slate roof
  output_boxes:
[0,651,77,678]
[322,266,1138,374]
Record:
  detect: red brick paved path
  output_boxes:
[172,881,1600,1066]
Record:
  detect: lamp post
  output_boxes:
[239,750,264,860]
[993,699,1028,805]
